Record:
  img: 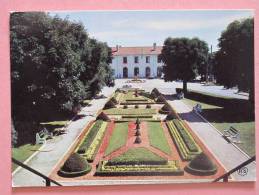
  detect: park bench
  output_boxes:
[177,92,184,99]
[223,126,241,143]
[193,103,202,113]
[35,128,53,144]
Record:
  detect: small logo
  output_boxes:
[238,167,248,176]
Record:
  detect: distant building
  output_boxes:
[111,43,164,78]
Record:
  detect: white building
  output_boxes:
[111,43,164,78]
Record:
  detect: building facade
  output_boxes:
[111,43,164,78]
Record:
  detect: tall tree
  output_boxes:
[10,12,114,145]
[160,37,209,93]
[214,18,254,102]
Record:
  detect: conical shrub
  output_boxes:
[134,136,142,144]
[156,95,166,103]
[136,122,140,130]
[135,129,141,136]
[165,112,177,120]
[104,100,116,109]
[110,97,118,104]
[185,152,217,176]
[96,112,111,122]
[159,103,172,114]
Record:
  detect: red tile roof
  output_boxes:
[111,46,163,56]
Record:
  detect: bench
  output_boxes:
[35,128,53,144]
[193,103,202,113]
[177,92,184,99]
[223,126,241,143]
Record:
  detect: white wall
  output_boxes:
[111,55,163,78]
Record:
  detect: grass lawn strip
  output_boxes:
[12,144,41,171]
[104,108,156,115]
[104,122,128,156]
[147,122,171,155]
[83,122,108,161]
[183,98,255,156]
[108,147,167,165]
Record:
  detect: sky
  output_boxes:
[49,10,253,51]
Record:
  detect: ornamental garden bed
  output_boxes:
[50,88,227,183]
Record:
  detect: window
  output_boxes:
[134,56,139,63]
[157,55,162,63]
[123,57,127,64]
[146,56,150,63]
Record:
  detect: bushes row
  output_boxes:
[83,122,108,162]
[95,160,184,176]
[166,120,201,161]
[77,120,104,154]
[172,119,199,152]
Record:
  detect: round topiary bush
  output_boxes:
[58,153,92,177]
[185,152,217,176]
[123,105,128,109]
[135,105,139,108]
[165,112,177,120]
[146,104,151,108]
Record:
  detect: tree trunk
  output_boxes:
[183,80,187,94]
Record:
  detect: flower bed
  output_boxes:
[166,120,201,161]
[82,122,108,162]
[104,108,156,115]
[77,120,104,154]
[95,160,183,176]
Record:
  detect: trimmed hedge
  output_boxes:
[166,120,201,161]
[95,160,183,176]
[77,120,103,154]
[173,119,199,152]
[58,153,91,177]
[185,152,217,176]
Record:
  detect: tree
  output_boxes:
[10,12,114,145]
[214,18,254,102]
[160,37,209,93]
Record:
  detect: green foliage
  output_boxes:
[214,18,254,102]
[185,152,217,175]
[59,153,91,177]
[103,108,156,115]
[160,37,209,92]
[147,122,171,155]
[105,122,128,156]
[11,119,18,147]
[96,160,183,176]
[10,12,114,144]
[77,120,103,154]
[172,120,198,152]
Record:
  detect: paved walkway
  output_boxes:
[167,98,256,181]
[12,86,116,187]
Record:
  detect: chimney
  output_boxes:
[116,45,119,51]
[153,43,156,50]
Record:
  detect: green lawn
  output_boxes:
[183,98,255,156]
[105,122,128,156]
[147,122,171,155]
[104,108,156,115]
[12,144,41,172]
[108,147,166,165]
